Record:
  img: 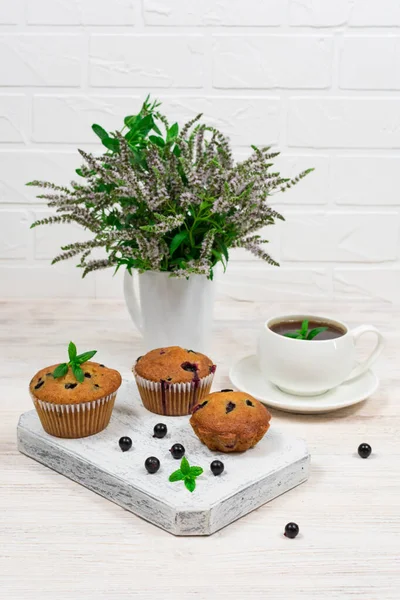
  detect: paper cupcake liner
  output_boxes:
[30,391,117,439]
[134,371,214,416]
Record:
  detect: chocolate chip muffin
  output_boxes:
[29,359,121,439]
[190,390,271,452]
[133,346,216,416]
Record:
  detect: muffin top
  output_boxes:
[29,361,122,404]
[190,390,271,436]
[134,346,216,384]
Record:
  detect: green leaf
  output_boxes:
[124,128,139,144]
[152,121,162,136]
[72,364,84,383]
[68,341,77,361]
[177,159,188,185]
[172,144,181,157]
[135,114,155,135]
[300,320,309,338]
[283,332,302,339]
[149,135,165,148]
[180,456,190,476]
[306,327,328,341]
[167,122,179,142]
[75,350,97,364]
[169,469,184,482]
[212,249,222,262]
[102,137,120,153]
[217,240,229,263]
[170,231,188,256]
[199,200,210,212]
[92,124,109,142]
[189,466,203,477]
[184,477,196,493]
[124,115,137,129]
[52,363,68,379]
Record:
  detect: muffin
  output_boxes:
[190,390,271,452]
[133,346,216,416]
[29,344,121,438]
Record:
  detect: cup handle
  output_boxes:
[123,269,143,334]
[344,325,384,382]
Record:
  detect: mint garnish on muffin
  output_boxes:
[52,342,97,383]
[169,456,203,493]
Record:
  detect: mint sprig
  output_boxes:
[52,341,97,383]
[283,319,328,341]
[169,456,204,493]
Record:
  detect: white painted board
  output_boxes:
[17,380,310,535]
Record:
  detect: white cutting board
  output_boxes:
[17,380,310,536]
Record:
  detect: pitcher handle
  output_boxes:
[344,325,384,382]
[123,269,143,334]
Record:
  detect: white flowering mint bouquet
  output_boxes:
[29,96,313,280]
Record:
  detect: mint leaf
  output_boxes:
[149,135,165,148]
[180,456,190,476]
[102,137,120,153]
[169,469,184,482]
[124,115,137,129]
[170,231,188,256]
[300,320,309,338]
[52,363,68,379]
[184,477,196,493]
[72,364,84,383]
[167,122,179,142]
[169,457,203,491]
[151,121,162,136]
[92,124,109,142]
[307,327,328,341]
[172,144,181,157]
[283,332,302,339]
[75,350,97,364]
[216,240,229,262]
[189,466,203,477]
[68,341,77,362]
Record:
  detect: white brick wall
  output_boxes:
[0,0,399,303]
[213,35,333,89]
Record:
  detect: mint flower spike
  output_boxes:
[52,342,97,383]
[169,456,204,493]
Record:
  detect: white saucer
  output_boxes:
[229,355,379,414]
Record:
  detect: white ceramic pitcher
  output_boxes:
[123,270,215,352]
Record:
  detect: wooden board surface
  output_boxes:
[17,381,309,535]
[1,298,399,599]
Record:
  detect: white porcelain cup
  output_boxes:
[257,314,384,396]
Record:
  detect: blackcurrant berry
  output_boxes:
[153,423,167,439]
[210,460,224,476]
[119,436,132,452]
[358,443,372,459]
[145,456,160,474]
[284,522,299,539]
[181,362,197,373]
[170,443,185,459]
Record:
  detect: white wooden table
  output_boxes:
[1,299,398,600]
